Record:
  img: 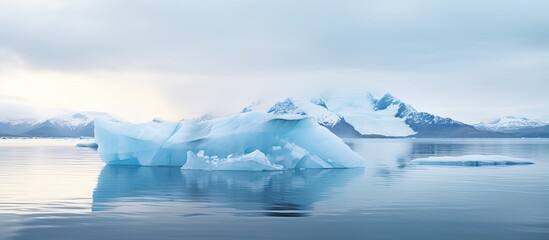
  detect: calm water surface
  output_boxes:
[0,138,548,240]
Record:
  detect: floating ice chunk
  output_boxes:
[183,150,283,171]
[76,142,98,148]
[94,112,365,169]
[411,155,534,166]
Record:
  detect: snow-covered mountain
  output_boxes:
[474,116,548,132]
[243,93,506,138]
[0,118,38,136]
[3,96,546,139]
[243,97,363,137]
[0,112,118,137]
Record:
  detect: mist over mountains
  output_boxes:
[1,93,548,138]
[243,93,513,138]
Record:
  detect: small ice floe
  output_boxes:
[76,142,99,148]
[411,155,534,166]
[182,150,284,171]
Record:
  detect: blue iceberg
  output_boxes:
[94,112,364,170]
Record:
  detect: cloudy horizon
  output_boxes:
[1,0,548,123]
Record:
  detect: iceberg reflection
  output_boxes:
[92,166,363,217]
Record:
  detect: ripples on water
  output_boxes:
[0,138,548,240]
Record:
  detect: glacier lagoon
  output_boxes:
[0,138,548,240]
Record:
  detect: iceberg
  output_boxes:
[411,155,534,166]
[94,112,365,170]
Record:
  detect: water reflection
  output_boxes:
[92,166,363,217]
[407,139,549,164]
[2,139,548,240]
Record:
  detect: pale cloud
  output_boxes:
[0,0,547,123]
[0,64,188,122]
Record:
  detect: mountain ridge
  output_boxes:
[0,112,118,137]
[243,93,510,138]
[474,116,548,132]
[1,95,547,138]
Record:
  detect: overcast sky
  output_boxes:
[0,0,548,123]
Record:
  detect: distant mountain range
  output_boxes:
[0,112,117,137]
[242,93,548,138]
[474,116,548,132]
[1,93,548,138]
[473,116,549,138]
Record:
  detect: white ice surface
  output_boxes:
[322,94,416,136]
[94,112,365,170]
[245,98,341,127]
[290,98,341,126]
[245,93,416,136]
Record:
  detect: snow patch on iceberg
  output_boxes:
[94,112,365,170]
[411,155,534,166]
